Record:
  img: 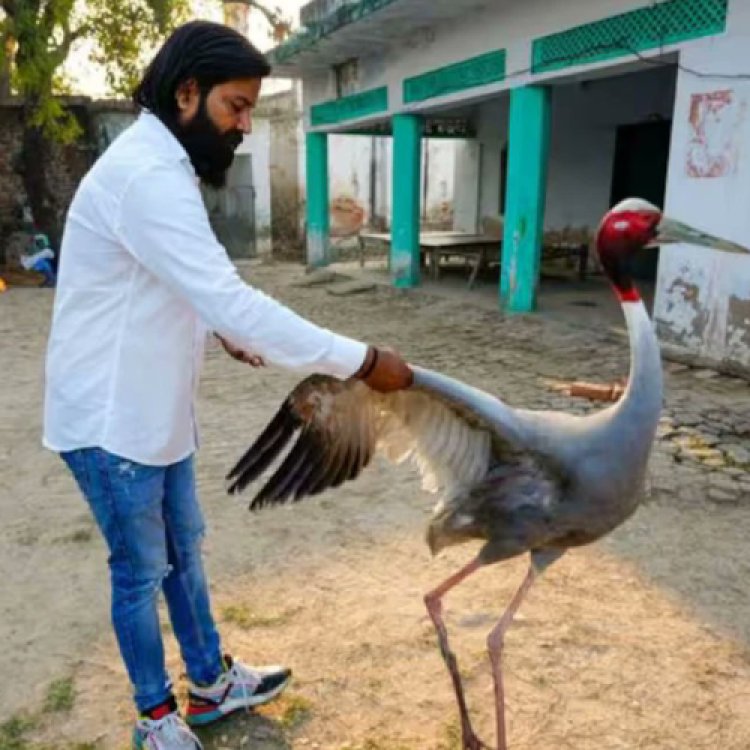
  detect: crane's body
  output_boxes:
[226,198,747,750]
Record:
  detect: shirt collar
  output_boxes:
[137,111,196,177]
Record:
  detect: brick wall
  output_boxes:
[0,106,26,247]
[0,100,125,261]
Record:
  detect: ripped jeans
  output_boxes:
[61,449,223,711]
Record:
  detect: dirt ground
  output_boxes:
[1,259,750,750]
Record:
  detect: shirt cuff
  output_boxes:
[326,334,369,379]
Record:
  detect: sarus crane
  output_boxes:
[226,198,749,750]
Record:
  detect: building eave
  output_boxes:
[269,0,494,78]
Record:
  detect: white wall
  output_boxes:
[296,132,459,237]
[453,139,481,233]
[239,118,272,254]
[654,30,750,372]
[328,133,373,235]
[423,139,457,226]
[470,65,676,234]
[545,65,676,230]
[269,98,303,246]
[476,97,509,226]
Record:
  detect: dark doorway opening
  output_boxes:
[610,119,672,279]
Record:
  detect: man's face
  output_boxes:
[175,78,262,188]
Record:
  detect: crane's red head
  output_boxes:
[597,198,750,303]
[596,198,661,302]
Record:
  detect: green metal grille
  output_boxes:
[311,86,389,126]
[532,0,728,73]
[403,50,506,104]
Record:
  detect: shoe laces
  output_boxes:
[141,713,203,750]
[226,660,260,714]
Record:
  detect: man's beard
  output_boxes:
[174,98,243,189]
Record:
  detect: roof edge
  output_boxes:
[269,0,402,66]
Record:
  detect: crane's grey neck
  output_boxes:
[611,300,663,434]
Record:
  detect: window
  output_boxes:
[334,58,359,97]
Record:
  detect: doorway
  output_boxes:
[610,119,672,279]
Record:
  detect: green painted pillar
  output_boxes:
[306,131,329,268]
[391,114,422,287]
[500,86,551,313]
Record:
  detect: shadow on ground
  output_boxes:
[195,711,291,750]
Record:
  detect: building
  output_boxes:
[269,0,750,375]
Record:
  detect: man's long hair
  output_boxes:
[133,20,272,127]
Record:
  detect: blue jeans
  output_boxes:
[61,448,223,711]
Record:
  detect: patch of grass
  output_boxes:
[0,715,37,750]
[720,453,750,472]
[0,708,99,750]
[277,693,313,732]
[339,740,414,750]
[260,692,313,733]
[63,528,94,544]
[219,604,295,630]
[43,678,75,713]
[437,720,462,750]
[15,530,40,547]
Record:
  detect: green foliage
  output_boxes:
[0,0,191,141]
[86,0,192,97]
[0,0,289,141]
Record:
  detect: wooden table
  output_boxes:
[358,231,500,288]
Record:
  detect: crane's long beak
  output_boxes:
[655,216,750,254]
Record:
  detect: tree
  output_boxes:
[0,0,290,249]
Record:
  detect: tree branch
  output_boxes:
[223,0,283,30]
[40,0,57,40]
[1,0,15,17]
[49,20,85,69]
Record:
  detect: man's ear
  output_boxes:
[175,78,200,113]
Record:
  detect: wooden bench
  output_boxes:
[358,231,500,289]
[541,228,591,280]
[359,227,591,285]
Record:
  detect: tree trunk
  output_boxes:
[18,115,62,251]
[0,35,13,98]
[0,65,10,98]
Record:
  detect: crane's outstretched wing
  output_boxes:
[227,367,524,511]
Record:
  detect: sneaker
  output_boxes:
[132,705,202,749]
[185,654,291,727]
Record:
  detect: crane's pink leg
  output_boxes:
[424,557,491,750]
[486,565,538,750]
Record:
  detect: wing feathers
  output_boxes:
[226,405,300,494]
[227,374,498,510]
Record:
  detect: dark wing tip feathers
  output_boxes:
[246,427,373,512]
[228,386,375,512]
[226,399,301,496]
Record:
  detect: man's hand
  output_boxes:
[215,334,265,367]
[354,346,413,392]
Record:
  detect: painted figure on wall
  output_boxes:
[686,89,746,179]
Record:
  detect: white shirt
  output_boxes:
[44,112,367,465]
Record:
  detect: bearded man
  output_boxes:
[43,20,411,749]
